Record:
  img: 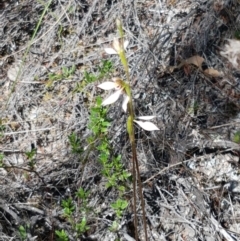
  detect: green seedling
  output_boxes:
[55,229,69,241]
[59,190,91,238]
[76,187,90,212]
[76,187,90,200]
[75,217,90,235]
[84,60,113,83]
[74,60,113,93]
[0,122,5,139]
[234,30,240,39]
[0,153,4,168]
[101,155,131,191]
[233,131,240,144]
[18,225,27,241]
[25,148,36,160]
[88,97,110,136]
[84,70,98,83]
[97,59,113,79]
[111,198,128,218]
[0,122,5,132]
[68,132,83,154]
[109,220,119,232]
[188,100,199,116]
[25,148,37,170]
[47,65,76,87]
[61,198,75,218]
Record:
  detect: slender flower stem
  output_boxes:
[117,19,148,241]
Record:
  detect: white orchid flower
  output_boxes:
[98,78,129,112]
[134,116,159,131]
[105,38,129,55]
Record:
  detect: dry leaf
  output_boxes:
[43,92,53,101]
[7,63,22,81]
[9,121,20,130]
[183,65,192,76]
[183,55,204,69]
[203,68,223,77]
[176,55,205,70]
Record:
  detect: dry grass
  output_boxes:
[1,0,240,240]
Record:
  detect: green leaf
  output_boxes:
[62,66,68,75]
[235,30,240,39]
[68,133,82,154]
[76,187,89,199]
[55,230,69,241]
[96,96,103,106]
[75,217,90,234]
[19,225,27,241]
[233,131,240,144]
[61,198,75,216]
[109,220,118,232]
[117,185,125,192]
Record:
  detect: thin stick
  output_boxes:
[132,145,148,241]
[131,147,138,241]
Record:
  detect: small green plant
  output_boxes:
[234,30,240,39]
[25,149,36,160]
[76,187,89,199]
[85,60,113,83]
[111,198,128,218]
[97,59,113,79]
[83,70,98,83]
[0,152,4,168]
[55,229,69,241]
[233,131,240,144]
[74,188,91,235]
[109,220,119,232]
[100,153,131,192]
[62,198,75,218]
[59,189,91,238]
[18,225,27,241]
[87,96,131,192]
[47,65,76,87]
[74,60,113,93]
[68,132,83,154]
[76,187,90,210]
[25,148,37,170]
[88,96,110,136]
[188,100,199,116]
[0,121,5,139]
[75,217,90,235]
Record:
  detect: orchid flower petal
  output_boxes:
[122,95,130,112]
[123,40,129,50]
[105,47,117,55]
[102,89,122,106]
[98,82,117,90]
[137,116,156,120]
[113,38,121,52]
[134,120,159,131]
